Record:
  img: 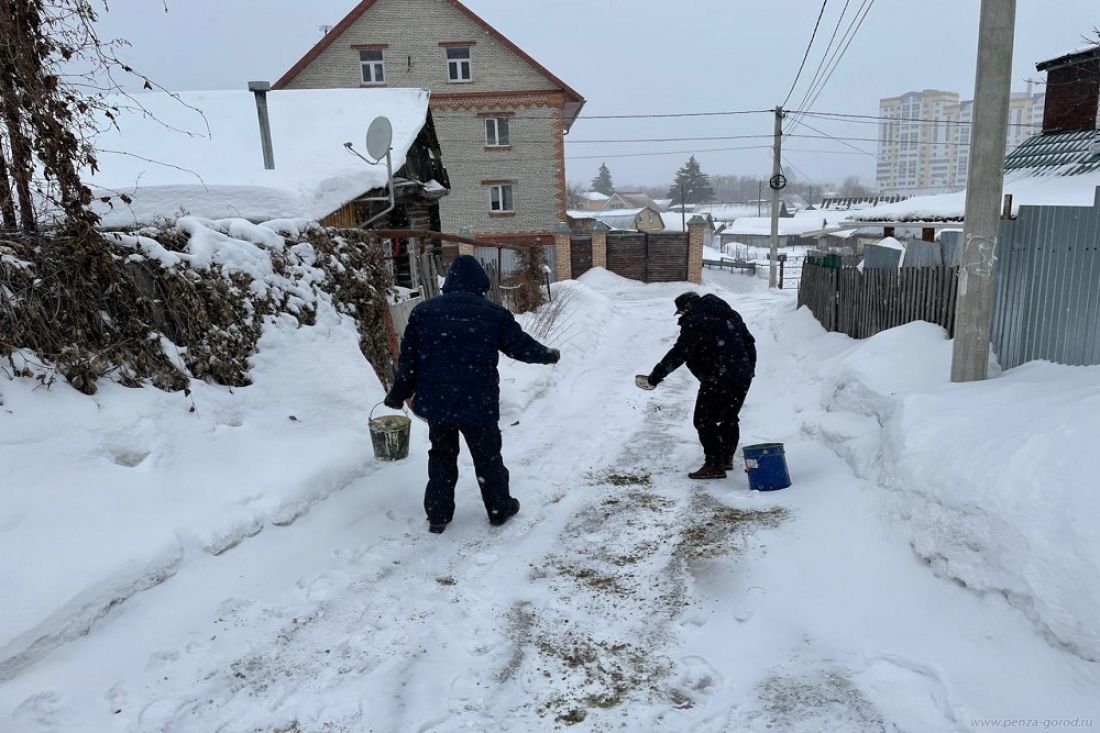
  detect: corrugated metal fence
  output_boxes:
[992,188,1100,369]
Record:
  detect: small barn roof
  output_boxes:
[86,88,432,227]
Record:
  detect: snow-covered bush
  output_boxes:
[0,219,394,394]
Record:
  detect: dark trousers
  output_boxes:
[426,423,511,523]
[693,380,751,464]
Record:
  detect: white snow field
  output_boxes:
[2,268,1099,732]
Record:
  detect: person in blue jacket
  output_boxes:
[638,291,756,480]
[384,255,560,534]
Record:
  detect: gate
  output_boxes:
[571,236,593,279]
[606,232,647,281]
[645,232,691,282]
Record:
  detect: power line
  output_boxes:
[430,108,773,121]
[790,0,876,132]
[783,0,830,107]
[442,130,975,146]
[792,119,878,158]
[796,110,1041,127]
[792,0,853,117]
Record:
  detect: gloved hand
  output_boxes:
[548,348,561,364]
[635,374,656,391]
[383,394,403,410]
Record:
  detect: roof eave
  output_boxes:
[1036,44,1100,73]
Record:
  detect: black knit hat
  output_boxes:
[674,291,700,315]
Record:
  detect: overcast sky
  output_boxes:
[94,0,1098,191]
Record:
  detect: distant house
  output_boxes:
[578,191,610,211]
[85,88,448,230]
[272,0,585,247]
[651,198,673,211]
[567,206,665,233]
[603,191,662,211]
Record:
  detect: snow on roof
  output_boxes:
[1037,42,1100,70]
[86,88,431,227]
[720,212,840,236]
[852,129,1100,223]
[696,203,760,221]
[581,191,609,201]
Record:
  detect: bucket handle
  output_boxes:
[370,401,410,422]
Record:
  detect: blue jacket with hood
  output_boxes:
[386,255,557,426]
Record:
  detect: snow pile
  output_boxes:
[85,88,430,227]
[0,300,385,681]
[0,217,396,680]
[787,310,1100,661]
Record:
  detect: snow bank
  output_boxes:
[0,221,389,680]
[85,88,430,227]
[785,309,1100,661]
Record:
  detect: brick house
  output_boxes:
[273,0,585,248]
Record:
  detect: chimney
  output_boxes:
[248,81,275,170]
[1035,46,1100,135]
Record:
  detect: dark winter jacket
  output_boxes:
[649,294,756,387]
[386,256,557,427]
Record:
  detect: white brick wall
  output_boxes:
[281,0,571,239]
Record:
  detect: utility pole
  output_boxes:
[769,106,785,289]
[951,0,1016,382]
[757,181,762,217]
[681,181,686,232]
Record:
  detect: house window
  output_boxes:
[359,49,385,85]
[485,117,510,147]
[489,184,514,212]
[447,47,472,82]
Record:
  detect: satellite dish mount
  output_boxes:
[345,115,396,228]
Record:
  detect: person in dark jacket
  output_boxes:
[638,291,756,480]
[384,255,560,534]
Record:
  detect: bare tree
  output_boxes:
[0,0,174,234]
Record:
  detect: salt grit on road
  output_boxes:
[2,269,1098,732]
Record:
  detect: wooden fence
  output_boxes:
[798,263,959,339]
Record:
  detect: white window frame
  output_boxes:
[359,49,385,85]
[447,47,472,83]
[489,184,514,213]
[485,117,510,147]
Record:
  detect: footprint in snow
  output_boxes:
[734,586,767,623]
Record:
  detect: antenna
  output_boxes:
[344,116,396,228]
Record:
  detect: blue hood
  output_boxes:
[442,255,491,295]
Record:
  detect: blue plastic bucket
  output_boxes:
[742,443,791,491]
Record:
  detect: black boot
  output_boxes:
[688,462,727,480]
[428,520,449,534]
[489,497,521,526]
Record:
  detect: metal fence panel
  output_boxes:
[991,187,1100,369]
[389,297,423,339]
[863,243,903,269]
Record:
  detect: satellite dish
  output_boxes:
[365,116,393,162]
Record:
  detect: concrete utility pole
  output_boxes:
[951,0,1016,382]
[769,106,784,288]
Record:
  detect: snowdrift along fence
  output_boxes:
[797,262,959,339]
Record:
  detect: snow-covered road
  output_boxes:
[3,270,1098,732]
